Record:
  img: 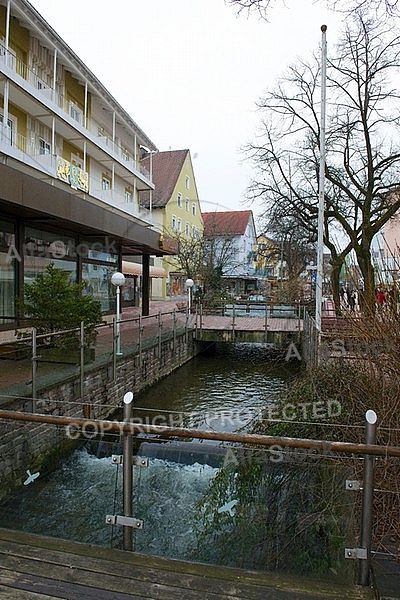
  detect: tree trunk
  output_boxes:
[356,244,375,314]
[330,258,343,316]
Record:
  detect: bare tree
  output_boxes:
[167,232,204,281]
[263,217,317,301]
[228,0,399,18]
[247,13,400,310]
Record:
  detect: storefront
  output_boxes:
[0,163,168,328]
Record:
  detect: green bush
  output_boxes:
[22,263,102,347]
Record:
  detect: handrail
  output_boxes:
[0,410,399,458]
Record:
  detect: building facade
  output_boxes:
[202,210,258,298]
[141,150,203,298]
[0,0,167,327]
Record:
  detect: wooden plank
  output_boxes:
[0,553,276,600]
[0,568,146,600]
[0,584,56,600]
[0,529,373,600]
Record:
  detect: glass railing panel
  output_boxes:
[131,439,358,584]
[0,430,356,582]
[0,418,398,588]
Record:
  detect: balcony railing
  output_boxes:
[0,41,152,182]
[0,125,151,222]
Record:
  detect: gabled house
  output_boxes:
[140,150,203,298]
[202,210,258,298]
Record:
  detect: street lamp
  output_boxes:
[111,271,125,356]
[185,278,194,314]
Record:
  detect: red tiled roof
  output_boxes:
[202,211,253,236]
[141,150,189,208]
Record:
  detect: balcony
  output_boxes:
[0,40,153,187]
[0,125,152,224]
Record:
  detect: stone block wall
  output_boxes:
[0,330,198,500]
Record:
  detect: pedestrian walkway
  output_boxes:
[0,299,187,393]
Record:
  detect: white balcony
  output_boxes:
[0,40,153,187]
[0,124,152,223]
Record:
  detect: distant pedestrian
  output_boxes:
[348,290,356,312]
[376,289,386,307]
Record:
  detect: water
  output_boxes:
[1,344,354,575]
[130,343,296,432]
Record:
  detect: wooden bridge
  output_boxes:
[194,304,304,344]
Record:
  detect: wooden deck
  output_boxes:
[0,528,373,599]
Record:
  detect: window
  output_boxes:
[102,175,111,190]
[185,176,190,190]
[185,199,189,212]
[0,113,15,144]
[172,215,177,230]
[69,102,82,124]
[39,138,51,155]
[177,193,182,208]
[125,188,132,203]
[185,222,190,236]
[177,218,182,233]
[37,79,48,91]
[192,203,196,216]
[192,226,199,239]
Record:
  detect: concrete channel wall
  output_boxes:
[0,329,200,501]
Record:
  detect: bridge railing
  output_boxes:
[195,302,306,339]
[0,307,195,398]
[0,408,397,589]
[197,302,306,319]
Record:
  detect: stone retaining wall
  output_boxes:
[0,330,199,500]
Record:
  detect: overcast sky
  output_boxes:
[29,0,342,225]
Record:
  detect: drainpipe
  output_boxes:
[5,0,10,50]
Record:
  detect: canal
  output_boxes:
[0,344,354,580]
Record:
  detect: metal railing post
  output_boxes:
[264,302,268,342]
[112,317,117,381]
[173,310,177,352]
[138,315,143,367]
[31,327,37,413]
[158,311,162,363]
[123,391,134,551]
[80,322,85,402]
[358,409,377,586]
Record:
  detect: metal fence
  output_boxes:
[0,407,397,589]
[0,309,194,400]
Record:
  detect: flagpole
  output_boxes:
[315,24,327,337]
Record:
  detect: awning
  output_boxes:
[122,261,166,278]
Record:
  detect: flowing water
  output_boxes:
[2,344,352,574]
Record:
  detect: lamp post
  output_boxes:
[111,271,125,356]
[185,278,194,314]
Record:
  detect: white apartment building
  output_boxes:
[0,0,167,326]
